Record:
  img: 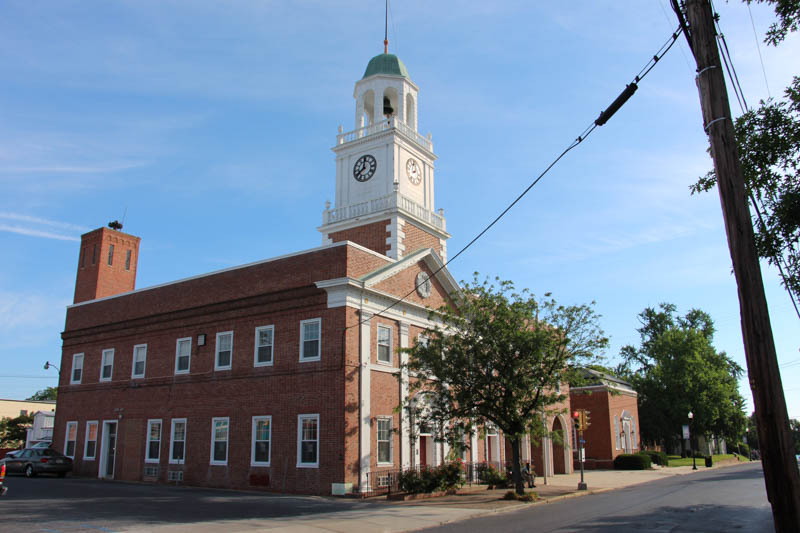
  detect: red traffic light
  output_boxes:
[572,411,580,419]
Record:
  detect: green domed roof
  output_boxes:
[362,53,410,79]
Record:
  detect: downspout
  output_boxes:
[357,281,366,492]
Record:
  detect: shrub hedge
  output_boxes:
[397,462,465,494]
[614,453,652,470]
[640,450,669,466]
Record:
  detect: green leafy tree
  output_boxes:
[402,275,608,495]
[0,413,34,448]
[746,0,800,45]
[618,304,747,450]
[692,78,800,316]
[26,387,57,401]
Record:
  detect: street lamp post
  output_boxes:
[688,411,697,470]
[44,361,60,373]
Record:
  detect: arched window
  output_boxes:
[406,93,416,128]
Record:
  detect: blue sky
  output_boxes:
[1,1,798,421]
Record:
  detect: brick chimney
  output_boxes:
[73,223,141,304]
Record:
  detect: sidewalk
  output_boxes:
[127,460,750,533]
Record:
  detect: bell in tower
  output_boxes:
[383,96,394,119]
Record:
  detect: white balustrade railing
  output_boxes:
[324,191,445,230]
[337,118,433,152]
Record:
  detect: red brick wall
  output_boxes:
[66,244,355,332]
[74,227,140,304]
[401,221,442,257]
[570,387,639,461]
[328,220,390,256]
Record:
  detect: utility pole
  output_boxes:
[683,1,800,530]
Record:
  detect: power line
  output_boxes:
[746,2,771,99]
[344,25,685,331]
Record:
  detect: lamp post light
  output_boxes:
[44,361,60,373]
[688,411,697,470]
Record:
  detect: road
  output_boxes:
[0,462,773,532]
[422,462,774,532]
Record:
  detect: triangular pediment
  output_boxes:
[360,248,459,309]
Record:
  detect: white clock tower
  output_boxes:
[318,52,449,261]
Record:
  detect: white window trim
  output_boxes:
[254,325,275,367]
[251,415,272,467]
[169,418,187,465]
[214,331,234,371]
[376,325,393,365]
[614,416,621,450]
[71,353,84,384]
[210,417,229,466]
[83,420,98,461]
[64,421,78,459]
[131,343,147,379]
[299,318,321,362]
[377,416,393,465]
[174,337,192,375]
[99,348,114,382]
[145,419,162,464]
[297,414,320,468]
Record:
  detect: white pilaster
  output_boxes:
[399,322,410,469]
[359,311,373,492]
[470,431,479,463]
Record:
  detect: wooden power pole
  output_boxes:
[683,1,800,530]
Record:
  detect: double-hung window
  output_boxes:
[107,244,114,266]
[169,418,187,464]
[146,419,162,463]
[297,414,319,467]
[251,416,271,466]
[210,417,229,465]
[377,325,392,364]
[100,349,114,381]
[299,319,321,362]
[215,332,233,371]
[254,325,274,367]
[71,353,84,384]
[175,338,191,374]
[131,344,147,378]
[84,421,98,460]
[377,417,392,464]
[64,421,78,458]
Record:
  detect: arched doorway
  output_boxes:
[551,416,567,474]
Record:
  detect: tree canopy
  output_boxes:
[26,387,57,401]
[0,413,33,448]
[692,77,800,317]
[402,275,608,494]
[618,304,747,450]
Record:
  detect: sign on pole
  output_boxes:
[682,425,690,440]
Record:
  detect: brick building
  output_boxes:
[569,368,641,469]
[55,51,582,494]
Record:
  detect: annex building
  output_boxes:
[54,50,578,494]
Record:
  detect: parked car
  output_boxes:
[1,450,21,460]
[31,442,52,449]
[2,448,72,478]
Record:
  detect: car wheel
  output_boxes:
[25,464,35,478]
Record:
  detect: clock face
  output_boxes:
[416,272,432,298]
[406,158,421,185]
[353,154,377,182]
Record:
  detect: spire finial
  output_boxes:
[384,0,388,54]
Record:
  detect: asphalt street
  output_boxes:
[0,462,773,532]
[422,462,774,532]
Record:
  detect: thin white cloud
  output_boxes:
[0,213,89,233]
[0,224,80,242]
